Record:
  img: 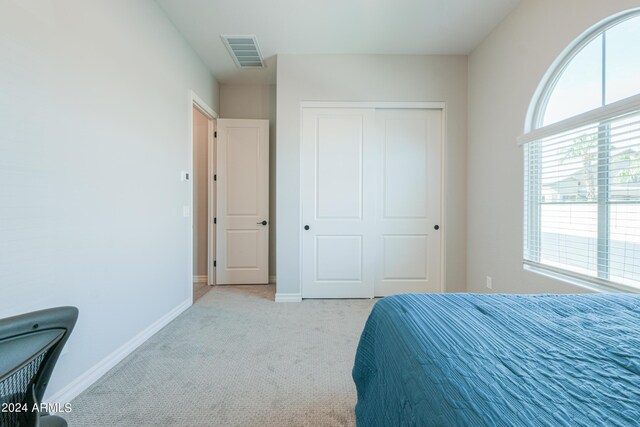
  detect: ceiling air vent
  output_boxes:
[221,35,265,68]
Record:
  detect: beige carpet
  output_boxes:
[193,281,211,302]
[65,285,376,426]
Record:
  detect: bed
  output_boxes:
[352,293,640,426]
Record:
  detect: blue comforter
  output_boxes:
[352,294,640,426]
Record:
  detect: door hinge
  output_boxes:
[214,217,217,224]
[214,260,216,267]
[214,131,217,138]
[214,174,217,181]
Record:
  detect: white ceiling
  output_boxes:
[156,0,521,85]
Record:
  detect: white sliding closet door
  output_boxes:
[375,109,442,296]
[301,106,442,298]
[301,108,377,298]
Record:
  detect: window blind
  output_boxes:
[523,96,640,291]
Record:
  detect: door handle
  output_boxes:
[257,220,268,226]
[304,225,310,230]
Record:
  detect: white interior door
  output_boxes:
[301,106,442,298]
[216,119,269,284]
[301,108,376,298]
[374,109,442,295]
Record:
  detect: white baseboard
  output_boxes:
[269,275,276,284]
[193,275,208,284]
[275,293,302,303]
[46,298,192,404]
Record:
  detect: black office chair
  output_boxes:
[0,307,78,427]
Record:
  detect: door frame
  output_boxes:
[298,101,447,297]
[189,90,218,303]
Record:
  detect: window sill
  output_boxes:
[523,262,640,294]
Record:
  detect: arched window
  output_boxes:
[521,9,640,291]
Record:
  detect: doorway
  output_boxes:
[191,93,217,302]
[301,103,445,298]
[189,91,271,301]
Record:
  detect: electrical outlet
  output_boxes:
[486,276,493,290]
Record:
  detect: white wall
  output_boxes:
[193,107,209,277]
[220,84,277,279]
[276,54,468,297]
[467,0,640,293]
[0,0,218,400]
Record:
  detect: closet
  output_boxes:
[301,105,443,298]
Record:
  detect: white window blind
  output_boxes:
[522,95,640,291]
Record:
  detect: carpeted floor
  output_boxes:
[193,281,211,302]
[65,285,376,426]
